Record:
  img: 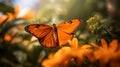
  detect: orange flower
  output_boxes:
[42,38,93,67]
[91,39,120,67]
[0,5,35,23]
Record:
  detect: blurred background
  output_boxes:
[0,0,120,67]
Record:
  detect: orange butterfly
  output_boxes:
[25,19,81,48]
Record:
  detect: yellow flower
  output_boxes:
[91,39,120,67]
[42,38,93,67]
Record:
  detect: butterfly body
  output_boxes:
[25,19,81,48]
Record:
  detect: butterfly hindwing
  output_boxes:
[57,30,73,46]
[57,19,81,46]
[39,29,57,48]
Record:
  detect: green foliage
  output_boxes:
[0,2,14,14]
[87,17,104,34]
[87,16,120,43]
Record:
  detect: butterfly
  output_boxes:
[25,19,81,48]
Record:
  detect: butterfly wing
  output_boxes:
[25,24,57,48]
[57,19,81,46]
[39,30,57,48]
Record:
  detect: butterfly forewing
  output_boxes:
[57,19,81,33]
[25,24,52,38]
[57,19,81,46]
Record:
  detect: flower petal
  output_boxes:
[109,39,118,52]
[72,38,78,48]
[101,39,108,49]
[68,38,78,48]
